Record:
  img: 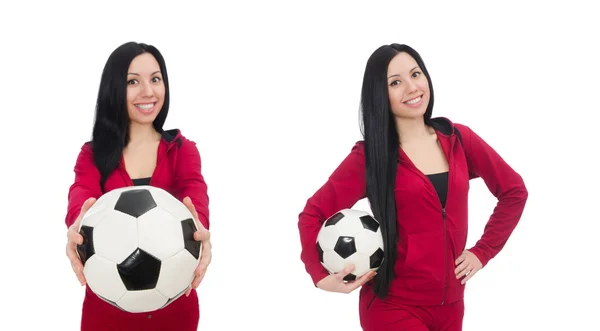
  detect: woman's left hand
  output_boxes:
[182,197,212,296]
[454,250,482,284]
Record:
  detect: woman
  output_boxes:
[298,44,528,330]
[64,42,212,330]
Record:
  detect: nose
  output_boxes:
[141,81,154,97]
[405,79,418,94]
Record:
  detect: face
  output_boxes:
[386,52,430,119]
[126,53,165,125]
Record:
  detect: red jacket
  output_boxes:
[298,117,528,306]
[65,129,209,331]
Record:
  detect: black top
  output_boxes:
[132,177,151,186]
[426,172,449,208]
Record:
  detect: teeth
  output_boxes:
[136,103,154,110]
[405,97,421,105]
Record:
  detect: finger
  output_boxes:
[183,197,207,231]
[194,229,210,242]
[455,253,466,265]
[191,269,207,289]
[461,269,477,284]
[68,231,84,245]
[345,271,376,292]
[456,264,472,279]
[66,244,81,264]
[454,261,468,275]
[198,252,211,270]
[336,264,356,280]
[185,286,192,297]
[66,247,86,285]
[78,198,97,219]
[183,197,200,219]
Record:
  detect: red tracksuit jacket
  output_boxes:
[65,129,209,331]
[298,117,528,306]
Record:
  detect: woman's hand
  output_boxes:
[183,197,212,296]
[316,265,376,294]
[66,197,96,286]
[455,249,483,284]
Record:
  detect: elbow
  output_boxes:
[518,175,529,203]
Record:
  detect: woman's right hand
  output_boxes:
[66,197,96,286]
[316,265,376,294]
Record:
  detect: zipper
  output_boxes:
[398,134,454,306]
[441,206,448,305]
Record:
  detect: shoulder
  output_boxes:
[342,140,365,165]
[79,141,94,156]
[452,123,473,134]
[352,140,365,152]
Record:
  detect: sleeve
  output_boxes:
[174,139,210,230]
[298,142,367,286]
[456,124,529,267]
[65,143,103,228]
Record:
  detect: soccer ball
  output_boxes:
[76,186,201,313]
[316,209,384,281]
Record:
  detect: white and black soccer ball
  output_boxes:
[76,186,201,313]
[316,209,384,281]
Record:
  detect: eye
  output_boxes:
[412,71,422,78]
[127,79,138,85]
[390,80,401,86]
[152,77,162,83]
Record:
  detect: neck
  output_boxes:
[395,116,431,144]
[128,122,160,144]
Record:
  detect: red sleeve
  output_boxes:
[456,124,528,267]
[298,142,367,286]
[174,138,210,230]
[65,143,103,228]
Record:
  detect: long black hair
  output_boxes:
[91,42,170,192]
[359,44,434,298]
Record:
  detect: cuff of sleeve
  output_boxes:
[307,263,330,287]
[468,247,490,268]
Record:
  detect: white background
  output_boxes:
[1,1,598,330]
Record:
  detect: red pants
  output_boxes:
[80,287,199,331]
[359,293,464,331]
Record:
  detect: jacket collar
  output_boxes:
[428,117,456,136]
[159,129,183,150]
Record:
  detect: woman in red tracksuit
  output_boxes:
[64,42,212,331]
[298,44,528,330]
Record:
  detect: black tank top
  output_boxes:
[131,177,151,186]
[426,172,448,208]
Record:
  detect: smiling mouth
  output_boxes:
[404,96,422,104]
[135,103,155,110]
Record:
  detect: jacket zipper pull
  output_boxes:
[442,207,446,218]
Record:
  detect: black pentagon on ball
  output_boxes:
[343,273,357,282]
[370,248,384,269]
[76,225,95,265]
[181,218,201,259]
[324,212,344,227]
[359,215,379,232]
[334,236,356,259]
[316,242,324,263]
[117,248,161,291]
[114,189,157,218]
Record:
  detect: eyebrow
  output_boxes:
[387,66,420,79]
[127,70,162,76]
